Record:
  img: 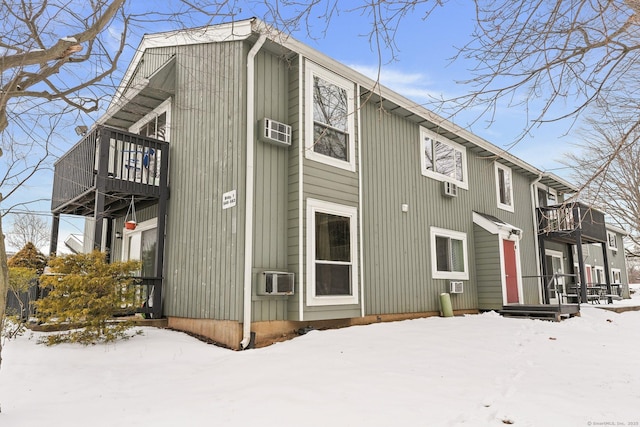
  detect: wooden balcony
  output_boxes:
[537,202,607,244]
[51,126,169,217]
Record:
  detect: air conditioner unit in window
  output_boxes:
[259,118,292,147]
[442,181,458,197]
[450,281,464,294]
[257,271,295,296]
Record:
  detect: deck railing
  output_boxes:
[52,126,169,212]
[537,202,607,242]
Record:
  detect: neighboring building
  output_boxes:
[49,19,630,349]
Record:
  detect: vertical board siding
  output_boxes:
[300,59,361,320]
[473,225,503,310]
[360,99,542,315]
[163,40,247,321]
[251,50,290,322]
[286,56,301,320]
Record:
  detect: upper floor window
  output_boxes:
[495,163,514,212]
[430,227,469,280]
[420,127,468,189]
[607,231,618,251]
[130,98,171,142]
[305,61,355,171]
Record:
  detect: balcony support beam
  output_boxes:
[49,213,60,256]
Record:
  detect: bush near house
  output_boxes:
[36,251,141,345]
[3,243,48,338]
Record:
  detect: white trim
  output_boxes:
[594,266,605,285]
[128,98,172,142]
[499,237,524,305]
[606,231,619,252]
[584,264,593,285]
[122,217,158,261]
[357,84,365,317]
[241,34,267,349]
[420,127,469,190]
[495,162,515,212]
[298,55,304,321]
[430,227,469,280]
[545,249,565,304]
[611,268,622,284]
[472,212,522,239]
[304,60,356,172]
[306,198,359,306]
[109,21,253,112]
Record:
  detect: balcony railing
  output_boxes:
[537,202,607,243]
[52,126,169,214]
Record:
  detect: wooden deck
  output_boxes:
[499,304,581,322]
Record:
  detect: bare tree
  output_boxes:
[0,0,128,377]
[565,115,640,255]
[6,213,51,251]
[0,0,249,375]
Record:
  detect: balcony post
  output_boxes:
[49,213,60,256]
[93,128,110,251]
[601,242,612,298]
[575,231,588,303]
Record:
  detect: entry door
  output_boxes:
[546,252,564,304]
[503,240,519,303]
[122,219,158,277]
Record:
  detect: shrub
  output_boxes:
[2,267,38,338]
[36,251,141,345]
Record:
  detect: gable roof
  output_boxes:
[101,17,578,194]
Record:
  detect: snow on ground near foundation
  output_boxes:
[2,290,640,427]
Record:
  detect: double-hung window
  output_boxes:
[430,227,469,280]
[307,199,358,306]
[607,231,618,251]
[421,127,468,189]
[495,163,514,212]
[305,61,355,171]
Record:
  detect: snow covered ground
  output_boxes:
[2,289,640,427]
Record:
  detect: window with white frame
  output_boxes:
[430,227,469,280]
[495,163,514,212]
[122,217,158,277]
[130,98,171,142]
[607,231,618,251]
[595,267,605,285]
[421,127,468,189]
[306,199,359,306]
[611,268,622,284]
[305,61,355,171]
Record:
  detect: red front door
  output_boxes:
[503,240,519,303]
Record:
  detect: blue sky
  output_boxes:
[3,1,583,252]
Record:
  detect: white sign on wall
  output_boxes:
[222,190,237,210]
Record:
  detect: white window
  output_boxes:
[495,163,514,212]
[594,267,605,285]
[421,127,468,189]
[607,231,618,251]
[305,61,355,171]
[430,227,469,280]
[129,98,171,142]
[306,199,359,306]
[611,268,622,284]
[122,217,158,277]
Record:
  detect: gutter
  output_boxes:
[241,33,267,350]
[530,173,544,303]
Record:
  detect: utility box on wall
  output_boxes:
[257,271,295,296]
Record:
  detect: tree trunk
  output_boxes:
[0,208,9,370]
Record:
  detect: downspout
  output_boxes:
[241,33,267,350]
[530,173,544,303]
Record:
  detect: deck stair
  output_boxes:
[499,304,580,322]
